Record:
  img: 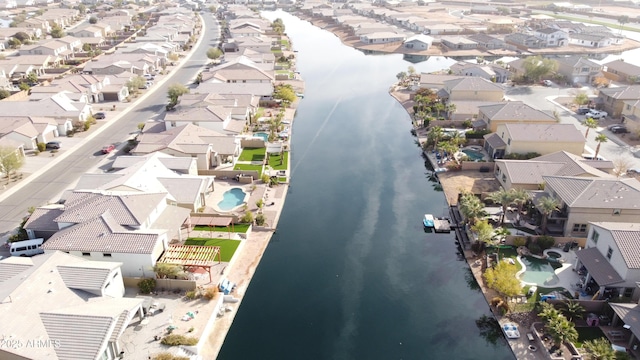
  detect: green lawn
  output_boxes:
[238,147,266,162]
[280,39,290,48]
[184,238,241,262]
[543,13,639,33]
[575,327,606,348]
[193,224,250,233]
[233,164,262,177]
[269,152,288,170]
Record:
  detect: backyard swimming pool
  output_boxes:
[254,132,269,142]
[461,149,485,161]
[518,256,561,286]
[218,188,247,211]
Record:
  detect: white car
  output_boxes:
[586,110,608,119]
[542,80,553,87]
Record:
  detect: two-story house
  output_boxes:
[555,55,603,85]
[484,123,585,159]
[604,59,640,84]
[598,85,640,118]
[476,101,556,132]
[534,27,568,47]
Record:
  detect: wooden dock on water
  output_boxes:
[433,217,451,233]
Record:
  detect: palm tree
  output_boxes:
[434,102,446,117]
[446,103,457,120]
[511,188,531,224]
[449,131,466,148]
[459,192,486,225]
[427,126,443,152]
[583,117,598,138]
[547,316,578,348]
[583,337,616,360]
[594,134,608,159]
[538,196,560,234]
[538,301,561,322]
[486,188,515,225]
[562,300,585,322]
[438,141,458,163]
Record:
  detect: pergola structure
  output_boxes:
[158,245,221,283]
[189,216,236,238]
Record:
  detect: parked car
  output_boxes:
[609,125,629,133]
[45,141,61,149]
[586,110,608,119]
[94,112,106,120]
[575,108,591,115]
[542,80,553,87]
[143,73,155,80]
[101,144,116,154]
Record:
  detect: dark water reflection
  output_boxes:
[217,11,515,360]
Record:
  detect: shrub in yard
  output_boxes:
[160,334,198,346]
[240,211,253,224]
[527,242,541,255]
[537,235,555,251]
[203,287,217,300]
[83,121,91,131]
[37,142,46,152]
[255,213,266,226]
[513,237,526,247]
[138,278,156,294]
[185,290,199,300]
[153,353,189,360]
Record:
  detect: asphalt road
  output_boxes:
[0,13,220,238]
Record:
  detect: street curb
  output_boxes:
[0,13,208,206]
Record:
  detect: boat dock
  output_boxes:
[433,217,451,233]
[449,205,471,249]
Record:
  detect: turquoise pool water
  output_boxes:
[218,188,246,211]
[462,149,485,161]
[519,256,561,286]
[255,132,269,141]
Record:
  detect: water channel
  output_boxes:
[217,11,514,360]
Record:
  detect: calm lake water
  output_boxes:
[217,11,514,360]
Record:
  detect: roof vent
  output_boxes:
[47,289,54,293]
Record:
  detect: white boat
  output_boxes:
[423,214,435,228]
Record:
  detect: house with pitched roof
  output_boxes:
[0,116,60,150]
[493,150,613,191]
[133,123,241,170]
[598,85,640,118]
[555,55,603,85]
[439,77,504,102]
[505,33,542,49]
[200,55,274,84]
[604,59,640,84]
[0,91,92,124]
[533,176,640,236]
[449,61,510,83]
[25,190,190,276]
[403,34,433,50]
[533,27,568,47]
[576,222,640,301]
[74,152,214,212]
[0,252,144,360]
[476,101,557,132]
[484,123,585,159]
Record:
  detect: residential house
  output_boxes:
[18,40,73,61]
[0,116,59,150]
[0,91,91,125]
[468,34,504,50]
[575,222,640,301]
[555,55,603,85]
[133,123,241,170]
[29,190,190,277]
[487,19,516,33]
[505,33,542,49]
[73,152,214,212]
[449,61,510,83]
[484,123,585,159]
[439,77,504,103]
[569,33,612,48]
[441,36,478,50]
[0,252,145,360]
[493,151,612,191]
[359,32,406,44]
[83,59,146,76]
[477,101,557,132]
[598,85,640,118]
[200,55,274,85]
[224,47,275,66]
[70,25,103,38]
[604,59,640,84]
[534,27,568,47]
[31,73,118,103]
[423,23,462,35]
[534,176,640,236]
[403,34,433,51]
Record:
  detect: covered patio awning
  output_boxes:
[576,247,624,286]
[158,245,221,283]
[190,216,233,227]
[610,303,640,342]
